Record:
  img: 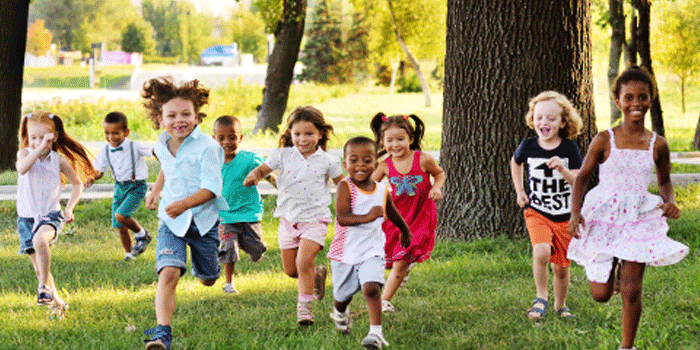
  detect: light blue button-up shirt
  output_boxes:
[155,125,227,236]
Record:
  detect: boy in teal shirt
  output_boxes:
[214,115,276,294]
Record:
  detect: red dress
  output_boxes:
[383,150,436,268]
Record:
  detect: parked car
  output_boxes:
[199,43,239,66]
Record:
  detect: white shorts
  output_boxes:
[331,256,385,302]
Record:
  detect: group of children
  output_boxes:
[15,76,444,350]
[14,65,688,350]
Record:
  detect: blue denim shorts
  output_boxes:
[156,220,221,281]
[17,211,64,254]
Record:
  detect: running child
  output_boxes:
[89,111,153,261]
[142,77,227,350]
[568,66,688,350]
[509,91,583,320]
[16,111,95,315]
[369,113,445,313]
[244,106,343,326]
[327,136,411,349]
[213,115,276,294]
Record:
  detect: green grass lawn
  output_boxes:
[1,185,699,350]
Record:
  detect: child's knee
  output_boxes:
[199,278,217,287]
[619,281,642,302]
[362,282,381,299]
[551,264,569,279]
[115,213,128,224]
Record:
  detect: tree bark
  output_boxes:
[253,0,307,133]
[386,0,432,107]
[608,0,625,126]
[693,113,700,150]
[440,0,596,240]
[0,1,30,172]
[634,0,664,136]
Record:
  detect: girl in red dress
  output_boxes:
[370,113,446,313]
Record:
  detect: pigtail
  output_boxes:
[18,114,30,148]
[370,112,387,156]
[407,114,425,150]
[52,114,96,183]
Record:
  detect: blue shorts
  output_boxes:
[17,211,65,254]
[156,220,221,281]
[112,180,147,227]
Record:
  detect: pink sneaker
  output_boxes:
[297,302,314,326]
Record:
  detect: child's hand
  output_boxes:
[400,229,412,248]
[516,191,529,208]
[428,187,443,201]
[165,200,187,218]
[84,177,95,188]
[546,156,565,172]
[243,173,259,187]
[368,206,384,221]
[40,133,55,152]
[657,202,681,219]
[568,213,584,239]
[63,209,75,224]
[145,192,159,210]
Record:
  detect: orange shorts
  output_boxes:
[524,208,571,268]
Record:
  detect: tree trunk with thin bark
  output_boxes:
[0,1,30,172]
[439,0,597,240]
[634,0,664,136]
[253,0,307,133]
[608,0,625,126]
[386,0,432,107]
[693,114,700,150]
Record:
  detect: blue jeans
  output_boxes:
[155,220,220,280]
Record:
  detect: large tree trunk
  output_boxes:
[608,0,625,126]
[386,0,432,107]
[253,0,307,133]
[0,1,30,172]
[693,114,700,150]
[439,0,596,240]
[634,0,664,136]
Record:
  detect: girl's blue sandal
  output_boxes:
[527,298,548,320]
[556,307,575,318]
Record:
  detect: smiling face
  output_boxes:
[382,126,412,160]
[104,122,129,148]
[159,97,197,143]
[213,122,243,161]
[291,120,322,158]
[615,80,651,123]
[27,122,54,157]
[344,143,378,185]
[532,100,565,146]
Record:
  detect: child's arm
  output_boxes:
[509,157,529,208]
[546,156,579,185]
[265,173,277,188]
[85,171,103,188]
[654,136,681,219]
[371,160,388,182]
[331,174,344,186]
[145,169,164,210]
[16,133,54,174]
[59,155,83,223]
[243,164,273,187]
[568,133,607,238]
[420,152,445,201]
[164,189,215,218]
[335,180,384,226]
[385,193,412,248]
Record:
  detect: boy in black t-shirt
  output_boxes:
[510,91,583,321]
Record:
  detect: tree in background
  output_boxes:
[229,9,268,63]
[121,22,156,55]
[28,0,76,50]
[69,0,143,53]
[26,20,53,56]
[300,0,348,84]
[0,0,30,172]
[440,0,596,239]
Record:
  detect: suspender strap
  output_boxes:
[105,141,137,181]
[104,144,116,177]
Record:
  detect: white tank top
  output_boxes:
[17,149,62,218]
[328,179,388,264]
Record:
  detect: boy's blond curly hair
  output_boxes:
[524,91,583,140]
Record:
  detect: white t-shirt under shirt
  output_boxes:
[265,146,342,222]
[93,138,152,182]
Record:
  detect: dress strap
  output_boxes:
[411,150,422,172]
[648,132,657,151]
[606,128,616,149]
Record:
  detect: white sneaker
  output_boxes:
[124,252,136,261]
[362,332,389,349]
[329,310,351,333]
[223,283,239,294]
[381,300,395,314]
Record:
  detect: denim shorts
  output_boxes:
[156,220,221,281]
[17,211,64,254]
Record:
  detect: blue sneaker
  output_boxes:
[144,325,171,350]
[131,230,152,257]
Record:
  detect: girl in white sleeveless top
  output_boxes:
[16,112,95,314]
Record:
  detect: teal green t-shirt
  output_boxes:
[219,150,265,223]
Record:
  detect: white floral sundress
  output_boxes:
[567,129,688,283]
